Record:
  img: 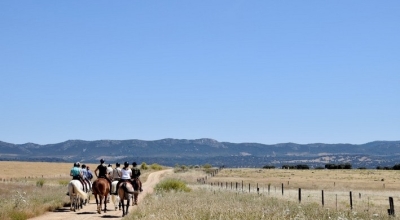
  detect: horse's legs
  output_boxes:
[133,192,139,205]
[126,194,130,215]
[103,195,107,213]
[121,198,125,217]
[96,195,101,214]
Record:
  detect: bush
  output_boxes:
[150,163,163,170]
[155,179,191,192]
[140,162,148,170]
[203,163,212,169]
[36,179,45,187]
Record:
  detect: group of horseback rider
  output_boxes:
[70,158,143,194]
[70,162,93,192]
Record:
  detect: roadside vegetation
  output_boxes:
[128,166,397,220]
[1,161,398,219]
[0,161,160,220]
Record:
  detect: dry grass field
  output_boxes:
[128,167,400,220]
[0,161,154,220]
[1,162,400,219]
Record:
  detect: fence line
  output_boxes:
[197,167,396,216]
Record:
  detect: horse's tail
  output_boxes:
[73,181,88,200]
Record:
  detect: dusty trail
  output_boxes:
[29,169,173,220]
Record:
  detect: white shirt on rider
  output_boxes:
[107,166,113,176]
[121,168,132,180]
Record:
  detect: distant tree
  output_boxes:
[343,163,352,169]
[296,164,309,170]
[392,164,400,170]
[262,165,275,169]
[325,164,337,169]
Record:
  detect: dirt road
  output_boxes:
[29,169,173,220]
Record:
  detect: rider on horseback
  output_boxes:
[131,162,143,192]
[69,162,87,192]
[112,162,122,181]
[114,161,133,195]
[94,158,112,189]
[81,164,92,191]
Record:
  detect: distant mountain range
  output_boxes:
[1,139,400,168]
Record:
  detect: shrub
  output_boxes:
[203,163,212,169]
[155,179,191,192]
[140,162,148,170]
[150,163,163,170]
[36,179,45,187]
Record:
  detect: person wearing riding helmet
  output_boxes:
[81,164,91,191]
[69,162,87,193]
[114,161,133,195]
[94,158,112,189]
[107,164,113,177]
[112,162,122,181]
[131,162,143,192]
[86,166,93,180]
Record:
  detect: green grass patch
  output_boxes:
[155,179,191,192]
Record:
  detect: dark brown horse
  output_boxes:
[131,177,140,205]
[92,178,110,214]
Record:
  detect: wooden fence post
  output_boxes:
[350,191,353,210]
[388,197,395,216]
[336,194,338,211]
[257,183,259,195]
[298,188,301,203]
[282,183,284,196]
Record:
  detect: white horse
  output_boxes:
[68,180,88,212]
[111,180,120,210]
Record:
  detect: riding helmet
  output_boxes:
[124,161,129,167]
[100,158,105,163]
[76,162,80,167]
[81,164,86,168]
[132,162,137,166]
[116,162,120,166]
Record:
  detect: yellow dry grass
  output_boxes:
[0,161,150,182]
[211,168,400,191]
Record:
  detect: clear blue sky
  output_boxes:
[1,1,399,145]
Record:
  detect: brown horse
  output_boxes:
[92,178,110,214]
[131,177,140,205]
[117,181,135,217]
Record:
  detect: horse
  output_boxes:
[117,181,136,217]
[92,178,111,214]
[131,177,140,205]
[111,180,121,211]
[68,180,88,212]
